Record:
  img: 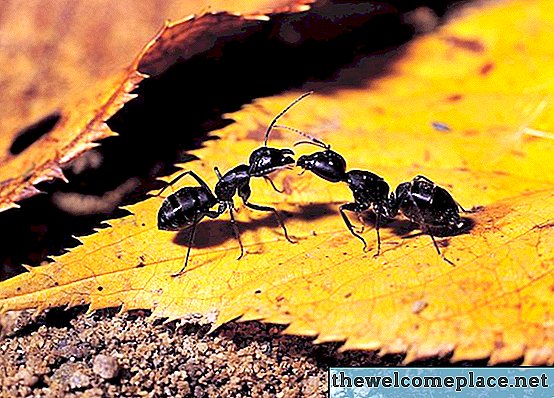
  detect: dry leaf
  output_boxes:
[2,0,554,365]
[0,1,311,212]
[0,0,282,137]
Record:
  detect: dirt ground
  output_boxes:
[0,307,419,398]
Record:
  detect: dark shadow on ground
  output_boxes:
[173,203,336,249]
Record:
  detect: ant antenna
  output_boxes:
[264,91,313,146]
[273,124,330,149]
[214,166,223,180]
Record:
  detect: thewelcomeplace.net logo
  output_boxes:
[329,367,553,397]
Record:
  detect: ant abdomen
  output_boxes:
[157,187,217,231]
[391,175,467,264]
[394,175,463,234]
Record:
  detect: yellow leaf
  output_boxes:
[2,0,554,365]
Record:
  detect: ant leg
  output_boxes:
[158,170,211,196]
[455,200,474,213]
[227,203,244,260]
[263,176,284,193]
[374,212,382,257]
[339,203,368,251]
[426,229,454,266]
[243,201,295,244]
[207,204,244,259]
[384,192,399,219]
[428,230,441,255]
[355,213,365,234]
[238,182,295,243]
[172,217,198,277]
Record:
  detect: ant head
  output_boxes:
[264,91,312,146]
[296,150,347,183]
[248,147,295,177]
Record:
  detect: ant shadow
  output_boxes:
[357,212,477,248]
[173,203,336,249]
[175,205,478,251]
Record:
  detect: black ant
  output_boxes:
[288,128,468,262]
[288,129,392,255]
[157,92,312,276]
[389,175,467,264]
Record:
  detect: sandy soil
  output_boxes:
[0,308,415,397]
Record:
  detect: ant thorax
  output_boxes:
[214,164,250,201]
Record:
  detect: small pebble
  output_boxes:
[431,121,451,132]
[14,368,39,387]
[69,370,91,389]
[93,354,119,379]
[412,300,429,314]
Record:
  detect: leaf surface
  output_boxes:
[2,0,554,364]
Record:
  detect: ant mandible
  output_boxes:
[157,92,312,276]
[389,175,467,265]
[287,128,392,255]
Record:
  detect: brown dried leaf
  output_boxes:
[0,1,312,211]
